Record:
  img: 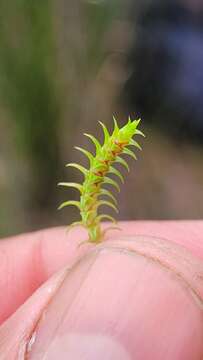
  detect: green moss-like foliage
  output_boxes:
[59,117,145,243]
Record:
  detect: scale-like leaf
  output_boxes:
[96,200,118,213]
[99,121,110,143]
[129,139,142,150]
[66,163,87,176]
[115,156,130,171]
[113,116,119,135]
[74,146,94,164]
[109,166,124,183]
[58,182,83,193]
[103,176,120,192]
[135,129,145,137]
[58,200,81,210]
[122,148,137,160]
[84,133,101,153]
[99,188,118,205]
[96,214,117,223]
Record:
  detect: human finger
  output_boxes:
[1,233,202,359]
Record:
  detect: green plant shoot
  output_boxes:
[58,117,145,243]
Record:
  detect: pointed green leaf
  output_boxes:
[135,129,145,137]
[67,221,83,231]
[66,163,87,176]
[99,188,117,205]
[58,200,81,210]
[135,118,141,126]
[70,221,83,227]
[99,121,110,143]
[129,139,142,150]
[84,133,101,153]
[96,214,117,224]
[113,116,119,135]
[96,200,118,213]
[103,176,120,192]
[58,182,83,193]
[109,166,124,183]
[66,221,86,234]
[115,156,130,172]
[123,148,137,160]
[103,225,122,234]
[74,146,94,164]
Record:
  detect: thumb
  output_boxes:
[1,236,203,360]
[0,268,68,359]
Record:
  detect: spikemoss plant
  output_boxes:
[59,117,145,243]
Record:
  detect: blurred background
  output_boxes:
[0,0,203,238]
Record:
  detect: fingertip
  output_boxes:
[0,226,91,324]
[0,267,68,359]
[28,235,203,359]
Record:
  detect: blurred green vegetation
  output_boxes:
[0,0,124,236]
[0,0,61,236]
[0,0,60,203]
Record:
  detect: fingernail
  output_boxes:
[27,237,203,360]
[31,333,131,360]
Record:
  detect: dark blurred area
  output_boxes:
[124,0,203,143]
[0,0,202,238]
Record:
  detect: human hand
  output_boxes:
[0,221,203,359]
